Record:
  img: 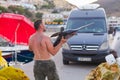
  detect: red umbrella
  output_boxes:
[0,13,35,45]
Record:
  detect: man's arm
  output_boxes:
[28,38,33,51]
[29,45,32,51]
[45,37,66,56]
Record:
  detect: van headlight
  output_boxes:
[99,42,109,50]
[62,43,70,50]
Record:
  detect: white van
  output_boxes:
[62,5,117,64]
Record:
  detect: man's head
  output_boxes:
[34,20,46,32]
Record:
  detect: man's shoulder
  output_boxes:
[29,34,34,40]
[29,33,37,41]
[43,35,50,39]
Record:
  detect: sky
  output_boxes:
[65,0,98,8]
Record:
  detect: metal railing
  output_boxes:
[46,27,60,32]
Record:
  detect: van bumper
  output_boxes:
[62,49,117,63]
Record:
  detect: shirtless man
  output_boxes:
[29,20,67,80]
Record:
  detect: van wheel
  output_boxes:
[63,60,69,65]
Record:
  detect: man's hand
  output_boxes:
[60,37,67,44]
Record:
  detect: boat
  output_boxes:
[0,38,34,64]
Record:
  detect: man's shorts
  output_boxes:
[34,60,59,80]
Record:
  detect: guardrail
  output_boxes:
[46,27,61,32]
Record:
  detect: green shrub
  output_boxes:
[52,9,59,13]
[35,12,43,19]
[8,6,25,14]
[0,6,8,13]
[41,4,50,9]
[53,19,63,22]
[41,1,55,9]
[44,0,55,9]
[53,19,63,24]
[8,6,33,18]
[24,9,33,18]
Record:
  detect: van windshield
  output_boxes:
[66,18,107,33]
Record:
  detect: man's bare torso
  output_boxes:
[29,32,52,60]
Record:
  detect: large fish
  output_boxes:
[51,22,94,47]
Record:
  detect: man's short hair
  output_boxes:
[34,20,42,30]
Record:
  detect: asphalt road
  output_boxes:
[53,49,97,80]
[22,49,97,80]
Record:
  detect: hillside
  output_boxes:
[53,0,71,8]
[97,0,120,16]
[53,0,120,16]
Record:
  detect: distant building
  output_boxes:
[61,11,70,23]
[26,0,45,5]
[0,0,36,10]
[53,0,72,9]
[42,13,64,25]
[21,3,36,10]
